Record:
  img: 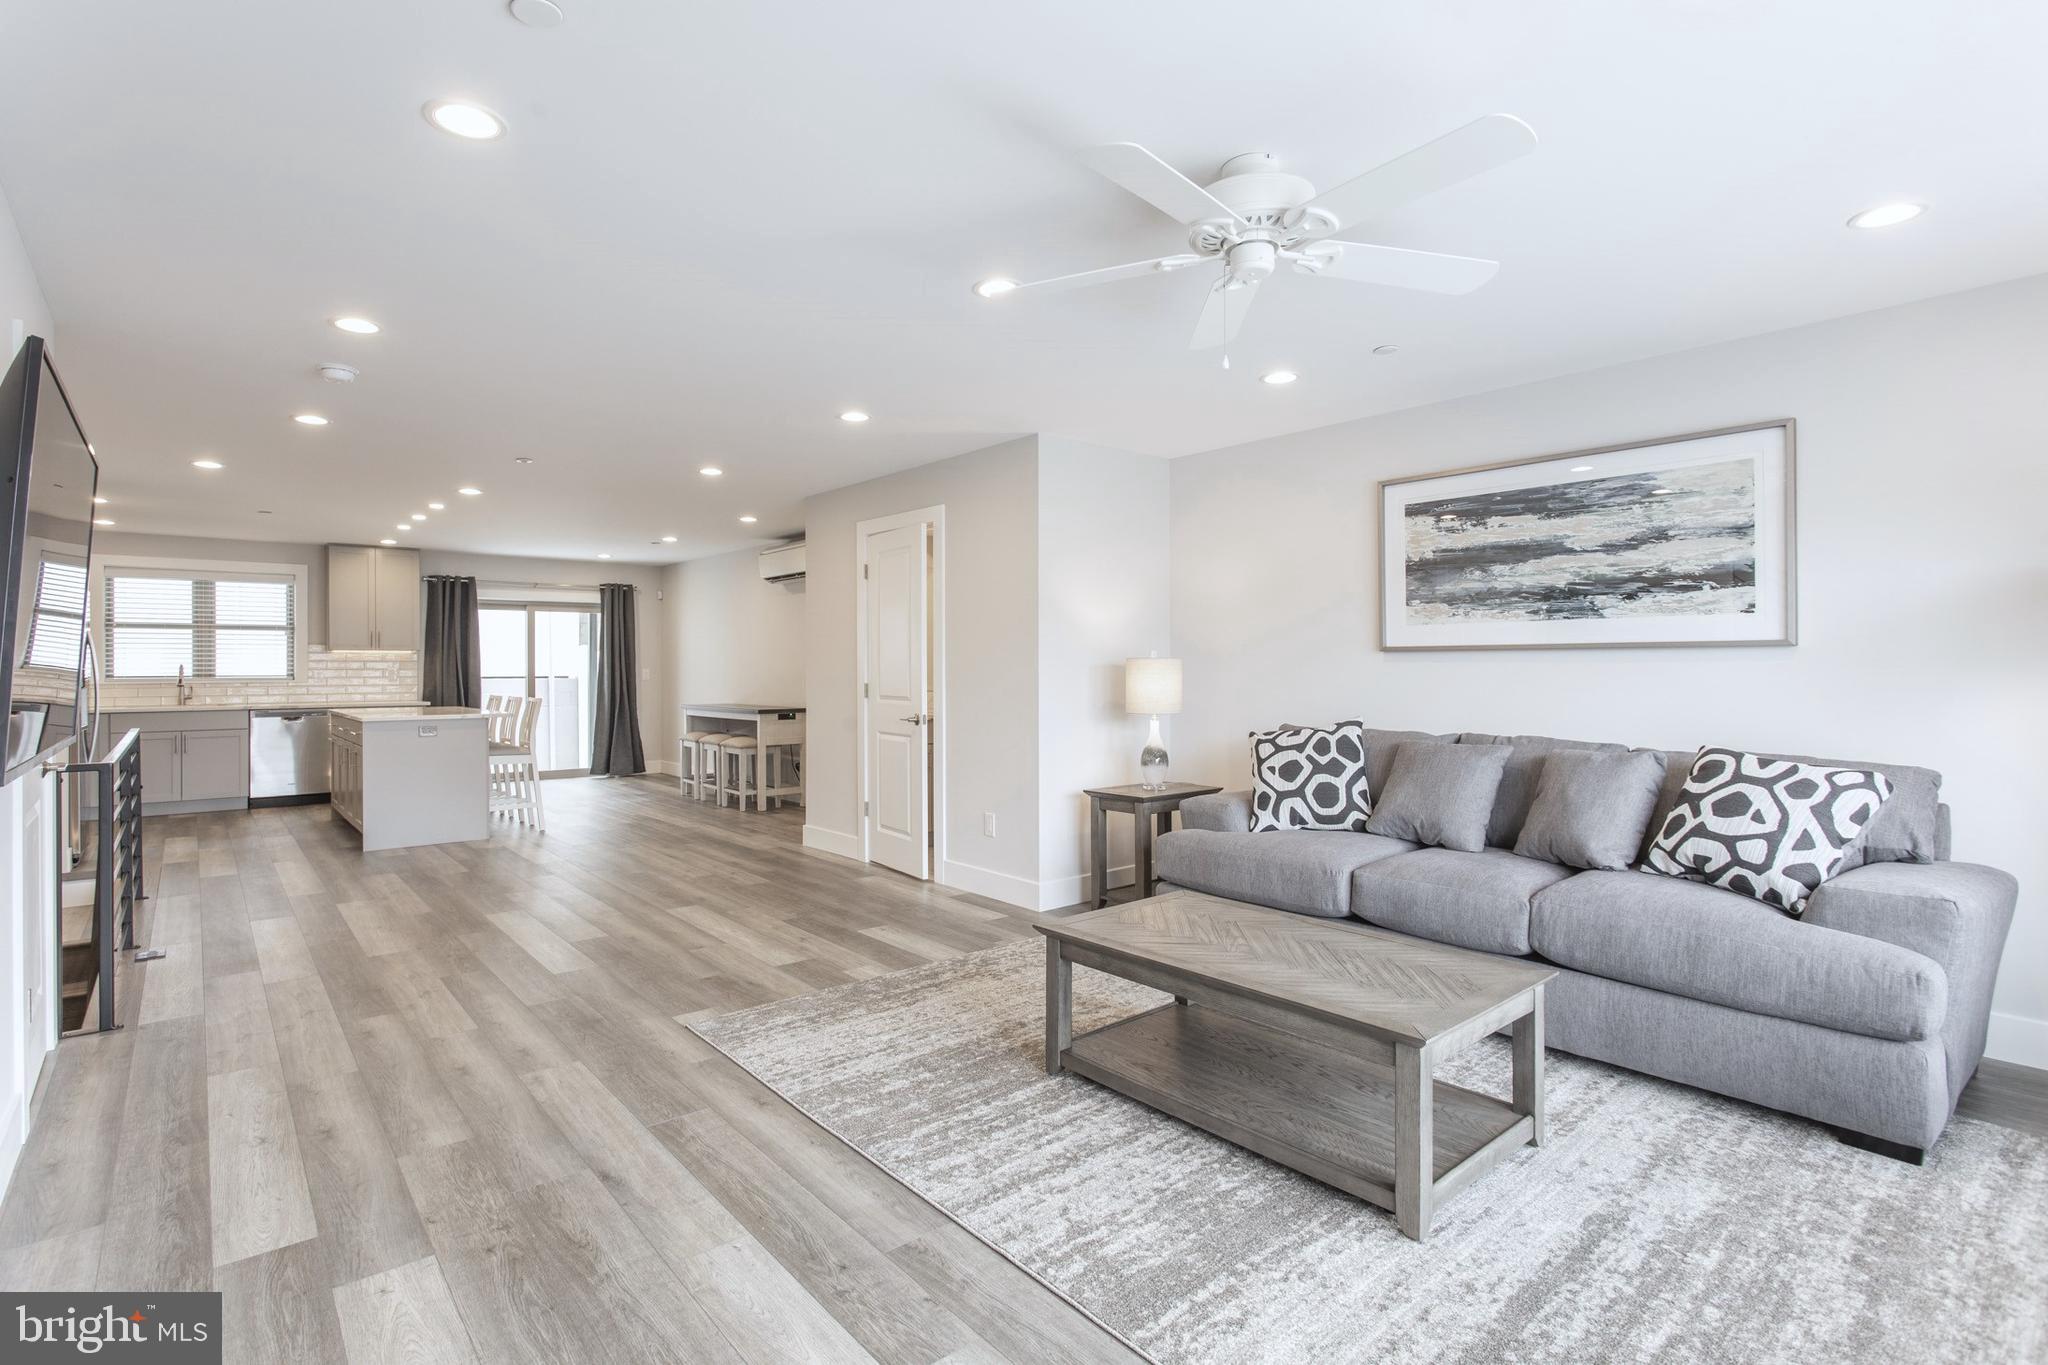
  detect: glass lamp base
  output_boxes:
[1138,714,1169,791]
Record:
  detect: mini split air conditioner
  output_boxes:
[758,541,806,583]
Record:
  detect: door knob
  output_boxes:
[898,714,931,726]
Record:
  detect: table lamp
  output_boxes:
[1124,656,1182,791]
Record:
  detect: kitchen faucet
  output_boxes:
[176,664,192,706]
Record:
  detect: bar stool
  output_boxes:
[679,730,720,799]
[761,741,804,810]
[718,734,760,811]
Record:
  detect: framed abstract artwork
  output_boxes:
[1378,420,1795,650]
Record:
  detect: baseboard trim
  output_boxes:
[1036,864,1136,912]
[802,824,863,861]
[937,857,1043,911]
[650,759,680,777]
[1986,1010,2048,1069]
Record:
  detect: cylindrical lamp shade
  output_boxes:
[1124,657,1183,716]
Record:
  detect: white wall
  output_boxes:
[1036,438,1171,906]
[1,179,57,1199]
[1169,274,2048,1066]
[659,546,806,763]
[803,437,1041,900]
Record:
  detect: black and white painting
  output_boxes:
[1379,423,1794,649]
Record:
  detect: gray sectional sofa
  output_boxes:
[1153,729,2018,1160]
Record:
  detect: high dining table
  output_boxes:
[680,703,806,809]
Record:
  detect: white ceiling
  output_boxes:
[2,1,2044,564]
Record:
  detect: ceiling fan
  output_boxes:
[978,114,1537,349]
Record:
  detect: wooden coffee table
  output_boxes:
[1039,890,1554,1241]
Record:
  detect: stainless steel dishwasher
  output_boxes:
[249,708,331,806]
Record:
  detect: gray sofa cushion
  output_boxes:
[1352,848,1573,955]
[1365,743,1508,853]
[1515,749,1669,871]
[1460,733,1628,849]
[1639,747,1942,868]
[1181,790,1253,833]
[1361,728,1448,800]
[1153,829,1418,919]
[1530,871,1946,1043]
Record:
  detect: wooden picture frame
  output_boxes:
[1377,420,1796,651]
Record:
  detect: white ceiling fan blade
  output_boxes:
[1189,281,1256,349]
[1296,241,1500,294]
[1080,143,1245,226]
[1003,254,1207,296]
[1297,114,1536,235]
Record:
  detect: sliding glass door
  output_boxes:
[480,603,601,776]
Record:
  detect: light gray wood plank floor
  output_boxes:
[2,777,1137,1365]
[4,775,2043,1363]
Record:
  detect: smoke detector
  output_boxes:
[509,0,565,26]
[317,363,360,384]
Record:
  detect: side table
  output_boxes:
[1083,782,1223,909]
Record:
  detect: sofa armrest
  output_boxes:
[1805,860,2018,1100]
[1181,790,1253,832]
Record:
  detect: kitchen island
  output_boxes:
[329,706,489,851]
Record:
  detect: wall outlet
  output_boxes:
[982,812,996,838]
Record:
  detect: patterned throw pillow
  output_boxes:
[1249,721,1373,832]
[1643,748,1894,915]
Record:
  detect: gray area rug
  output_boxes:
[689,941,2048,1365]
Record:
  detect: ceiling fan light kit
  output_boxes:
[983,114,1537,349]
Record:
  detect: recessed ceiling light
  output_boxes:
[660,534,678,543]
[973,277,1018,299]
[509,0,566,28]
[1260,370,1298,386]
[839,410,869,423]
[1570,465,1594,473]
[739,515,758,524]
[333,317,380,334]
[410,513,427,521]
[192,458,224,470]
[457,486,482,496]
[380,538,397,545]
[699,466,722,477]
[597,553,612,560]
[1372,344,1400,356]
[293,414,328,426]
[1847,201,1925,230]
[396,523,413,531]
[93,517,115,527]
[424,99,506,141]
[257,509,273,515]
[427,501,445,510]
[93,495,109,505]
[514,457,534,465]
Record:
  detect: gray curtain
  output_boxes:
[420,575,481,707]
[590,582,645,776]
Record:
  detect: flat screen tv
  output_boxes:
[0,336,99,785]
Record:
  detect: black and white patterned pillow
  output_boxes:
[1643,748,1894,916]
[1249,721,1373,832]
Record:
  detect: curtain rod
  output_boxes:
[472,577,604,592]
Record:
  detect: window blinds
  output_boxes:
[103,571,296,679]
[22,555,87,670]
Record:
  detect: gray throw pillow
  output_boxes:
[1364,743,1509,853]
[1515,749,1669,871]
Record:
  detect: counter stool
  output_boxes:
[762,741,804,810]
[679,730,720,799]
[490,697,545,830]
[718,734,760,811]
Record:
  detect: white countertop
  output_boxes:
[330,706,488,724]
[110,700,426,714]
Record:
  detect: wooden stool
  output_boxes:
[679,730,720,799]
[718,734,760,811]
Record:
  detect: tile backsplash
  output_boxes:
[99,648,421,709]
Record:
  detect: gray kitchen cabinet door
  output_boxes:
[138,733,181,803]
[373,546,421,650]
[179,730,248,801]
[329,545,376,649]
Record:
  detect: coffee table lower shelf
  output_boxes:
[1061,1002,1532,1217]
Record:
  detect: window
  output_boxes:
[21,552,87,671]
[102,570,297,680]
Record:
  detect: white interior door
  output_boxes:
[864,523,930,878]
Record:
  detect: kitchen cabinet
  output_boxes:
[107,709,251,812]
[329,544,421,650]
